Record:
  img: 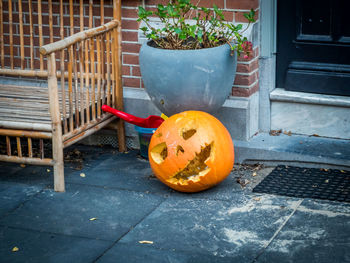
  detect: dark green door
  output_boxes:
[277,0,350,96]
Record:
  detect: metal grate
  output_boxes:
[253,165,350,203]
[81,133,138,150]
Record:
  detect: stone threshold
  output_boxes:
[270,88,350,107]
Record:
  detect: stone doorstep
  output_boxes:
[270,88,350,140]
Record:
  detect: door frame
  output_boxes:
[259,0,277,132]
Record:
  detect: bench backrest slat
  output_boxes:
[0,0,111,75]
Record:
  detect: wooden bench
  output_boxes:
[0,0,126,192]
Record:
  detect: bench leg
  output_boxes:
[117,119,126,152]
[47,52,65,192]
[53,143,65,192]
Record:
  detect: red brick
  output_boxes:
[41,26,61,38]
[233,71,258,86]
[122,65,131,75]
[122,31,138,42]
[123,77,141,88]
[123,54,139,65]
[122,7,139,18]
[24,46,36,57]
[192,0,225,9]
[235,9,259,23]
[3,13,20,23]
[12,57,22,69]
[122,0,142,8]
[236,59,259,73]
[121,19,139,30]
[222,11,234,22]
[132,66,141,76]
[226,0,259,10]
[121,42,141,53]
[146,0,169,5]
[232,82,259,97]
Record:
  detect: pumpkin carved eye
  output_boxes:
[181,128,196,140]
[176,145,185,155]
[150,142,168,164]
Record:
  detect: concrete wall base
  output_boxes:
[82,87,260,149]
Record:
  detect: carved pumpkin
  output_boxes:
[148,111,234,192]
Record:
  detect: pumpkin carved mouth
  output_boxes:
[167,143,213,185]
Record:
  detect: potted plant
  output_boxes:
[138,0,255,115]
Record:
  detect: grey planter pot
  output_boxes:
[139,41,237,116]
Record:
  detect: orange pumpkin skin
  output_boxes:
[148,111,234,192]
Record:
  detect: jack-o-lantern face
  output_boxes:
[148,111,234,192]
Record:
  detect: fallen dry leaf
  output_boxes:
[312,134,320,137]
[283,130,292,136]
[89,217,97,221]
[138,240,153,244]
[236,178,250,187]
[12,246,19,252]
[20,164,26,168]
[253,197,261,201]
[80,173,86,178]
[269,129,282,136]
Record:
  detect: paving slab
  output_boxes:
[0,162,23,176]
[0,145,348,262]
[65,151,171,194]
[97,242,236,263]
[0,182,42,217]
[169,167,274,201]
[116,194,302,262]
[256,199,350,263]
[0,184,165,241]
[0,226,112,263]
[1,165,53,186]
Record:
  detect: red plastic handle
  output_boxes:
[102,105,147,126]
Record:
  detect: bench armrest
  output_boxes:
[39,19,120,56]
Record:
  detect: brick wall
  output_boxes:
[121,0,260,97]
[2,0,259,97]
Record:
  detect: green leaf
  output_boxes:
[174,28,182,34]
[140,26,148,32]
[243,9,256,22]
[179,32,187,40]
[197,29,203,39]
[138,6,147,18]
[167,5,177,17]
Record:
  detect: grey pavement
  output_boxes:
[0,145,349,263]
